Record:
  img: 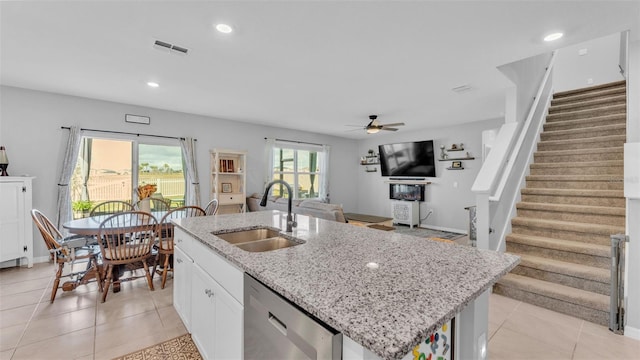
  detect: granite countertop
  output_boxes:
[174,210,519,360]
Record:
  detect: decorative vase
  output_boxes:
[139,198,151,213]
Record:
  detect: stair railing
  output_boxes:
[471,51,557,251]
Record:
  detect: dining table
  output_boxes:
[62,211,169,236]
[62,211,170,292]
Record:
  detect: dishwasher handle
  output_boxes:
[268,312,287,336]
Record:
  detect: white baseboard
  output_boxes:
[419,223,466,234]
[0,256,49,269]
[625,325,640,340]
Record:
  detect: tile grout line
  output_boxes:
[10,270,52,359]
[571,320,586,359]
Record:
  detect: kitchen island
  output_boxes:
[173,210,519,360]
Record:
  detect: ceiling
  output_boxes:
[1,1,637,139]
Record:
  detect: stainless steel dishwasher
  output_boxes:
[244,274,342,359]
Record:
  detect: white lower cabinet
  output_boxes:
[173,246,192,331]
[191,263,243,360]
[173,228,243,359]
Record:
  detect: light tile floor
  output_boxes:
[1,262,639,359]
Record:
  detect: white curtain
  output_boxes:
[319,144,331,202]
[56,126,83,231]
[180,137,201,207]
[264,138,276,189]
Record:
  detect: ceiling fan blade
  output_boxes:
[380,122,405,127]
[381,127,399,131]
[345,124,364,127]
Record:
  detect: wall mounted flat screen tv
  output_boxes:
[378,140,436,177]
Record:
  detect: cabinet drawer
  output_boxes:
[191,239,244,305]
[173,228,193,255]
[217,193,244,205]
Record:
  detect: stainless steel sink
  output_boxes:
[215,228,281,244]
[213,227,304,252]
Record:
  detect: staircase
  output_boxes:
[494,80,626,326]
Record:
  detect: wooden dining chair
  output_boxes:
[135,198,171,212]
[154,206,206,289]
[204,198,219,216]
[31,209,103,303]
[90,200,134,216]
[97,211,157,302]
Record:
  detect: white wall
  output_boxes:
[356,118,503,233]
[554,32,624,92]
[624,25,640,339]
[0,86,359,260]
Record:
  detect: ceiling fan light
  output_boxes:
[366,128,380,134]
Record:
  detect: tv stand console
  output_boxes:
[391,200,419,228]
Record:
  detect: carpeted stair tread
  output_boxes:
[506,233,610,258]
[534,146,623,159]
[520,187,623,198]
[530,160,623,169]
[526,174,623,182]
[516,202,625,216]
[511,217,624,236]
[538,135,625,149]
[548,94,626,114]
[497,273,609,312]
[540,123,625,139]
[543,114,626,131]
[551,87,626,106]
[553,80,626,98]
[516,254,610,284]
[546,104,626,122]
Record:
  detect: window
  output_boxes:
[267,140,330,201]
[71,137,184,217]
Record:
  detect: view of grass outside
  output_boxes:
[71,138,185,218]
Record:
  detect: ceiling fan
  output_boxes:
[360,115,405,134]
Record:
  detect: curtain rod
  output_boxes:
[265,137,323,147]
[61,127,196,141]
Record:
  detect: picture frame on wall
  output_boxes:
[451,161,462,168]
[222,183,232,193]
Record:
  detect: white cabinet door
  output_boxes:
[0,178,34,267]
[173,246,192,331]
[212,275,243,359]
[191,264,217,359]
[191,263,243,360]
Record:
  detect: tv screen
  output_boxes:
[378,140,436,177]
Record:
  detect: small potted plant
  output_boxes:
[72,200,93,219]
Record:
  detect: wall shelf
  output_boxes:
[384,180,432,185]
[438,157,475,161]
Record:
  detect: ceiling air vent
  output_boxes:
[451,84,473,93]
[153,40,189,56]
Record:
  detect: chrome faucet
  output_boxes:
[261,179,297,232]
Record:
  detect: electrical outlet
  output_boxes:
[587,78,594,85]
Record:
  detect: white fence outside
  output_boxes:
[72,174,185,203]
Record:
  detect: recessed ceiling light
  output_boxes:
[544,32,563,42]
[215,23,233,34]
[147,82,159,88]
